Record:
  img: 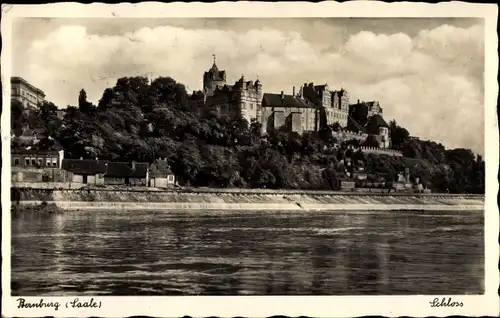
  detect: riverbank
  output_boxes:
[11,202,63,217]
[11,187,484,211]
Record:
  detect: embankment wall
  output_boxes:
[17,200,483,211]
[11,187,485,211]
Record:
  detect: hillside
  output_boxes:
[11,76,485,194]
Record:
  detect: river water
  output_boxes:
[11,209,484,295]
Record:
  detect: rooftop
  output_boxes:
[11,77,46,97]
[149,159,173,177]
[105,161,149,178]
[12,149,63,156]
[347,115,367,133]
[61,159,108,175]
[204,61,226,82]
[262,93,315,109]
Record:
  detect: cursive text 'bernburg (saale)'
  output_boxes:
[66,297,101,308]
[17,298,61,311]
[429,297,464,307]
[16,297,102,311]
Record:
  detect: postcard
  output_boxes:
[1,1,499,317]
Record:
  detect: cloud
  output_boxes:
[16,21,484,154]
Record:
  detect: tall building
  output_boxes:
[195,57,262,124]
[261,87,320,135]
[301,83,350,128]
[203,56,227,97]
[11,77,45,108]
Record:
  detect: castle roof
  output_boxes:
[210,62,219,73]
[347,116,366,133]
[350,100,383,112]
[262,93,314,109]
[366,114,389,130]
[314,84,328,91]
[212,84,234,94]
[204,62,226,81]
[346,114,388,135]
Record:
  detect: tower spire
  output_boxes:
[213,54,216,65]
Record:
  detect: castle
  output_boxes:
[189,57,391,148]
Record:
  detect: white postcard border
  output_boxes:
[1,2,499,317]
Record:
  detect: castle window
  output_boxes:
[37,158,43,166]
[25,158,30,166]
[14,157,20,166]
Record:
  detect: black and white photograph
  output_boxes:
[2,2,498,317]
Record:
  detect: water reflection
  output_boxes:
[11,210,484,295]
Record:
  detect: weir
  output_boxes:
[11,183,485,198]
[11,187,485,212]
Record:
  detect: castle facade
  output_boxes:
[188,59,391,148]
[198,60,262,124]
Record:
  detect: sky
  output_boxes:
[12,17,484,154]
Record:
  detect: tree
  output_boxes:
[150,76,189,111]
[389,120,410,149]
[171,141,203,186]
[78,89,95,115]
[330,122,342,132]
[16,74,483,193]
[98,88,115,110]
[39,101,62,138]
[11,100,25,136]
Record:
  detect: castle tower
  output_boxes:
[378,126,390,149]
[338,88,350,128]
[237,75,247,121]
[255,78,263,124]
[203,55,227,96]
[339,88,350,112]
[233,74,261,125]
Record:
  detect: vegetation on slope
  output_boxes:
[11,76,485,193]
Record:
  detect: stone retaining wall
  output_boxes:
[17,200,484,212]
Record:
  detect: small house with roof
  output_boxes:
[61,158,107,184]
[11,149,68,182]
[12,149,64,169]
[103,161,149,186]
[148,158,176,188]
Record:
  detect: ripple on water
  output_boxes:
[11,209,484,295]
